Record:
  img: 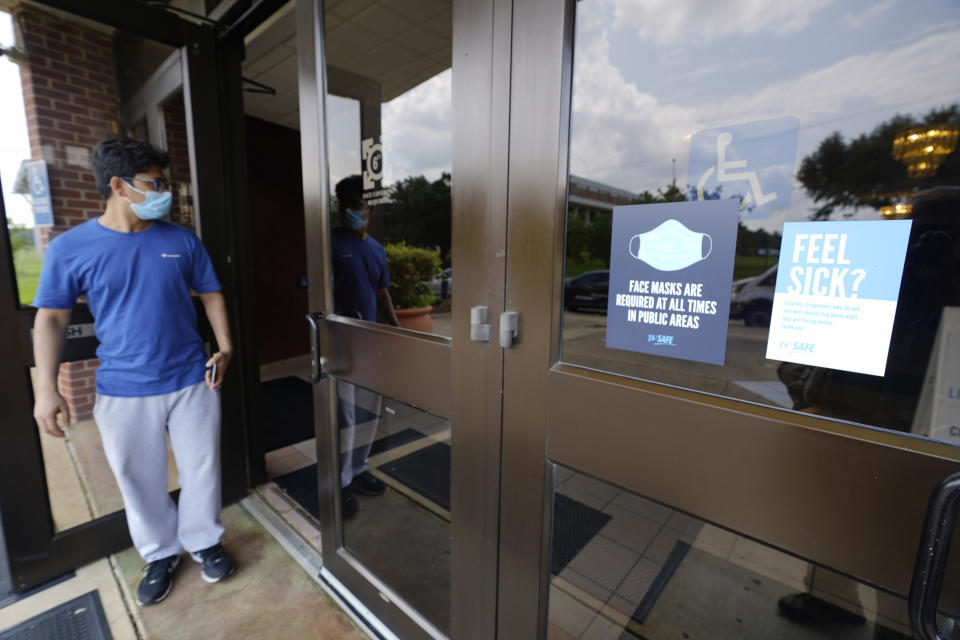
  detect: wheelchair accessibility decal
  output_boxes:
[606,199,739,366]
[688,116,799,219]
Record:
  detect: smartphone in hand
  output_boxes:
[210,362,218,388]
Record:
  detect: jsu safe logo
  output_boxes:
[688,116,799,219]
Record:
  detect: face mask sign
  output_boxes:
[604,199,739,366]
[124,181,172,221]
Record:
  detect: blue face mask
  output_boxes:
[124,182,172,221]
[629,218,713,271]
[343,207,367,231]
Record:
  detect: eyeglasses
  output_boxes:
[122,177,172,193]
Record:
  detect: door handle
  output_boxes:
[910,472,960,640]
[305,312,326,383]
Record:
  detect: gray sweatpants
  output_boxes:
[93,381,224,562]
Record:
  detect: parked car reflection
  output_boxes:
[424,267,452,299]
[730,264,777,326]
[564,269,609,312]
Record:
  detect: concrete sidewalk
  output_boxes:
[0,501,370,640]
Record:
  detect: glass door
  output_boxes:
[295,1,507,638]
[496,0,960,638]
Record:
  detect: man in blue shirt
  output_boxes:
[32,138,234,606]
[331,175,398,514]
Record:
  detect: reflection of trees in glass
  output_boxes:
[384,173,451,266]
[797,104,960,220]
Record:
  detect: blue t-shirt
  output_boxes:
[330,229,389,322]
[33,218,222,397]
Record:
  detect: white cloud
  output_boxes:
[611,0,834,46]
[381,68,451,186]
[843,0,896,30]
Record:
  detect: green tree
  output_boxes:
[6,218,32,254]
[384,173,451,265]
[797,104,960,220]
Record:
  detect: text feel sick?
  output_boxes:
[786,232,867,298]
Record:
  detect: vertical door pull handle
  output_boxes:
[305,312,326,383]
[499,311,518,348]
[471,306,491,342]
[910,472,960,640]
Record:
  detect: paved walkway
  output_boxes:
[0,502,370,640]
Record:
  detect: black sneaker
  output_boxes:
[190,543,234,583]
[350,471,386,496]
[137,555,180,605]
[342,487,359,516]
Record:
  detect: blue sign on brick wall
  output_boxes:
[25,160,53,227]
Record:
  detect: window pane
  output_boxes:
[562,0,960,444]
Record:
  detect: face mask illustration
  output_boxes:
[629,219,712,271]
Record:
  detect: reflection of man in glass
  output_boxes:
[332,175,398,514]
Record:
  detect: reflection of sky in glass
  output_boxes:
[0,13,32,226]
[570,0,960,229]
[326,94,360,189]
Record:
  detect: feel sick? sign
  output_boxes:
[766,220,912,376]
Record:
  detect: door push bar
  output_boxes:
[305,312,327,383]
[910,472,960,640]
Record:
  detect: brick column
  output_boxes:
[16,5,120,421]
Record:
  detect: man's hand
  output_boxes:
[205,350,231,389]
[34,388,71,438]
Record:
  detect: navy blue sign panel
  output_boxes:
[605,199,739,365]
[26,160,53,227]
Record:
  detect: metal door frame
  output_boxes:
[0,0,259,591]
[495,0,960,637]
[296,0,510,637]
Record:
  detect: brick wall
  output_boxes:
[15,5,119,243]
[15,5,120,421]
[164,100,196,232]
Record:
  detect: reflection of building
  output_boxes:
[568,174,635,223]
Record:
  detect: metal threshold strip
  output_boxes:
[241,493,400,640]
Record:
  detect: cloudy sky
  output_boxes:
[368,0,959,229]
[0,13,31,227]
[5,1,959,230]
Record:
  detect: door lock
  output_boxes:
[470,306,491,342]
[499,311,518,348]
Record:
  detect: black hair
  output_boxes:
[334,174,363,209]
[91,138,169,199]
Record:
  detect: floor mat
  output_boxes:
[273,465,321,520]
[261,377,382,452]
[368,429,424,457]
[0,591,111,640]
[261,377,315,452]
[550,494,612,575]
[379,442,451,511]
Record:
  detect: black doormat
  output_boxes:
[261,377,383,452]
[0,590,112,640]
[379,442,451,511]
[273,465,321,520]
[368,429,423,456]
[261,377,315,452]
[550,493,612,575]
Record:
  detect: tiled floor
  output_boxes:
[548,467,914,640]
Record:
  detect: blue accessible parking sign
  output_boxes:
[25,160,53,227]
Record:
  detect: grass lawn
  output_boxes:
[13,247,43,305]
